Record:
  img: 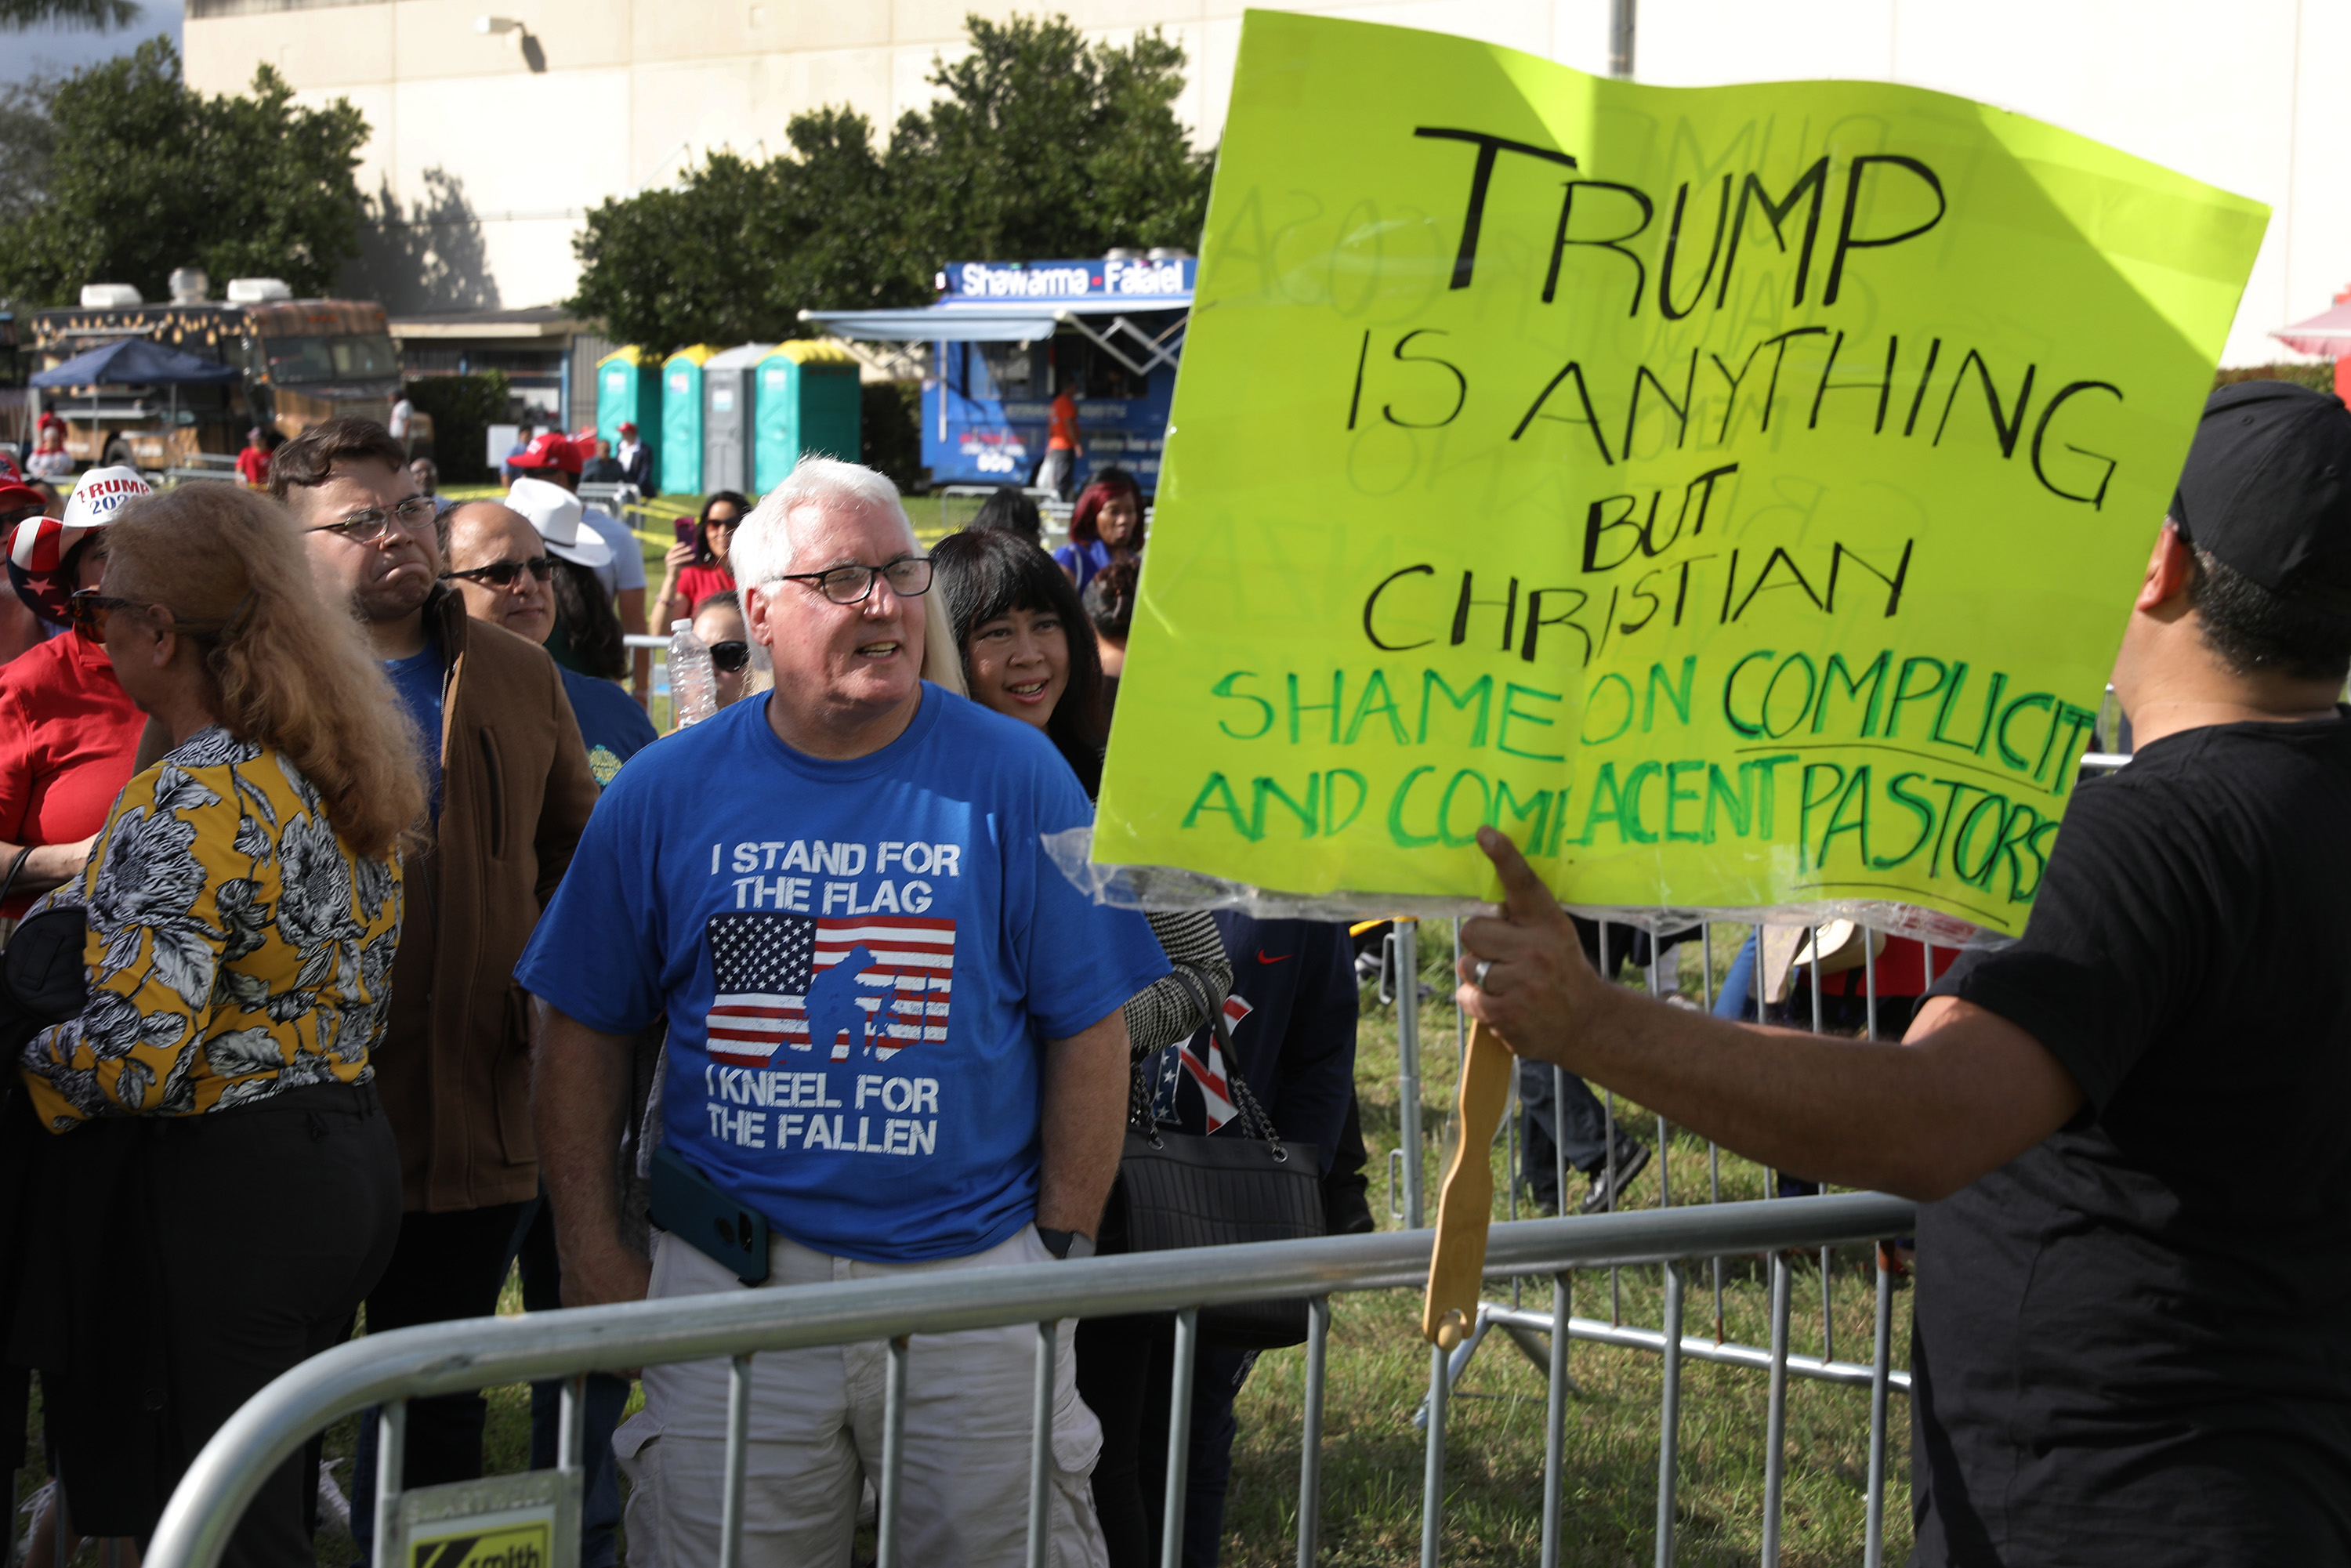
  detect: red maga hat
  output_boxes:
[510,430,585,475]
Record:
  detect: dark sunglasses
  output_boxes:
[708,639,751,674]
[67,588,231,645]
[66,590,142,643]
[442,556,556,588]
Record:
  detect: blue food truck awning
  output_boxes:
[800,294,1190,344]
[31,337,239,388]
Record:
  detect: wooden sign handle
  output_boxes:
[1421,1018,1516,1346]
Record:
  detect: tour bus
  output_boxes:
[804,252,1193,494]
[27,275,428,472]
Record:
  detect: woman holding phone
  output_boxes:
[653,490,746,628]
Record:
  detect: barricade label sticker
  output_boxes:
[1091,11,2266,935]
[408,1517,550,1568]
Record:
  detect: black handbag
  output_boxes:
[1111,1012,1326,1349]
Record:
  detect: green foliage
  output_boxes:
[2215,361,2335,394]
[404,371,510,485]
[0,0,139,29]
[889,15,1212,266]
[0,39,368,306]
[0,78,56,232]
[567,13,1213,359]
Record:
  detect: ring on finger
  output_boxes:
[1473,958,1494,990]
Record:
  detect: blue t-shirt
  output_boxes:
[1052,537,1114,593]
[559,667,658,790]
[384,642,445,820]
[515,684,1168,1262]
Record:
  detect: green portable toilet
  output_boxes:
[755,341,864,491]
[596,346,663,487]
[661,345,716,497]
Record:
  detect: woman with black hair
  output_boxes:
[545,556,658,786]
[651,489,747,629]
[930,527,1237,1567]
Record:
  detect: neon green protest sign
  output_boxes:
[1091,11,2266,936]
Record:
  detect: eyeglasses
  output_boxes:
[66,590,143,643]
[66,588,229,645]
[306,494,437,545]
[705,515,741,531]
[708,639,751,674]
[776,556,934,606]
[443,556,555,588]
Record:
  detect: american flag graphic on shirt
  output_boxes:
[705,911,955,1066]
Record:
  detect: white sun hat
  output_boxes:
[505,475,613,569]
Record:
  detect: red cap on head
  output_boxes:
[617,421,637,436]
[0,483,44,517]
[511,430,584,475]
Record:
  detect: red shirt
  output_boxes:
[676,563,736,615]
[1048,391,1080,451]
[1818,935,1954,998]
[237,447,271,487]
[0,633,146,916]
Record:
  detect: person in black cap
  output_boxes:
[1452,380,2351,1566]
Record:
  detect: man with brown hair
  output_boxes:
[272,417,600,1548]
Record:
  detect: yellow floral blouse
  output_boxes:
[19,727,404,1129]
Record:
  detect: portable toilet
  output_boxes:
[660,345,717,496]
[701,343,774,498]
[754,341,864,491]
[596,346,663,487]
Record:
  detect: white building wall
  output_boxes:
[184,0,2346,364]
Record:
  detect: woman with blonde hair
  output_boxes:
[6,483,424,1566]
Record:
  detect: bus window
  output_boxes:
[264,334,398,382]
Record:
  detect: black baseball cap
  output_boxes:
[2172,380,2351,617]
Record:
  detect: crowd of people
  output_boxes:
[2,379,2347,1568]
[0,427,1375,1568]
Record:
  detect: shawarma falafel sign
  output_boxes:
[1092,9,2267,936]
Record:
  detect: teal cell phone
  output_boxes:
[649,1146,770,1284]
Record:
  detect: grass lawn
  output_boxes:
[14,932,1905,1566]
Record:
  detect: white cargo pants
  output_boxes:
[614,1224,1108,1568]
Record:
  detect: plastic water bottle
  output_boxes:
[668,619,718,727]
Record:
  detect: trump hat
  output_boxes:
[9,465,151,625]
[509,431,585,476]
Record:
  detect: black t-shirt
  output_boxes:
[1914,711,2351,1566]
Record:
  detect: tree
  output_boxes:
[0,0,139,30]
[890,16,1211,266]
[567,12,1212,357]
[0,38,369,306]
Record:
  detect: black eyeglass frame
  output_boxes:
[773,556,934,606]
[441,556,556,588]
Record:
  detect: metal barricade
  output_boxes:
[143,1193,1911,1568]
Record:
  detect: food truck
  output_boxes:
[803,252,1192,494]
[27,276,427,472]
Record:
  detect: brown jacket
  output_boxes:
[379,588,600,1211]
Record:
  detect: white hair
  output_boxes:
[733,456,968,698]
[731,457,915,589]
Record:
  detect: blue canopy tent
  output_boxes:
[31,338,241,465]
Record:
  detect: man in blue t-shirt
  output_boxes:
[520,457,1166,1568]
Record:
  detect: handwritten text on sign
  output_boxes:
[1093,12,2266,935]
